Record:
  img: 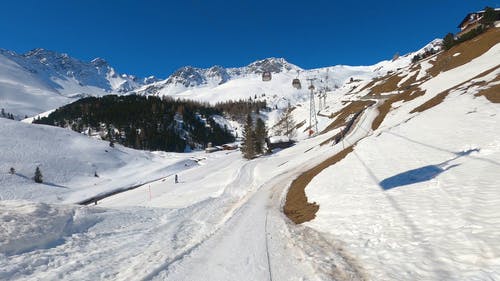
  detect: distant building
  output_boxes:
[266,136,294,151]
[457,8,500,36]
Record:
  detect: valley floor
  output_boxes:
[1,120,365,280]
[2,89,500,280]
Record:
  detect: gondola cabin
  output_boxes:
[292,78,301,89]
[262,71,272,81]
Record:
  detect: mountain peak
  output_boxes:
[91,57,108,67]
[245,57,300,74]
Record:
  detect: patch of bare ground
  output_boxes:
[320,107,368,146]
[428,27,500,77]
[399,71,420,89]
[474,75,500,103]
[320,100,375,135]
[284,146,354,224]
[410,66,500,113]
[410,91,450,113]
[368,74,404,96]
[475,83,500,103]
[295,119,306,129]
[371,89,426,130]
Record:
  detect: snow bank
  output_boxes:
[0,201,99,256]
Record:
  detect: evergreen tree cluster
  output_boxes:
[480,7,499,27]
[241,114,268,159]
[442,25,485,51]
[214,99,268,122]
[34,95,235,152]
[411,48,439,63]
[1,108,15,120]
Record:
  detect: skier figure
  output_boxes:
[175,174,178,184]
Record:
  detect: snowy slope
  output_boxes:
[2,30,498,281]
[0,124,364,280]
[0,44,421,120]
[0,49,153,117]
[304,29,500,280]
[0,118,196,204]
[133,57,413,108]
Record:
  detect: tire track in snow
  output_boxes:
[264,212,273,281]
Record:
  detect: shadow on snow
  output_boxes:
[379,148,479,190]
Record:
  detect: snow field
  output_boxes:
[305,75,500,280]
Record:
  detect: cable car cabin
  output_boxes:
[292,78,301,89]
[262,71,272,81]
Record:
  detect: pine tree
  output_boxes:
[443,33,455,50]
[254,117,267,154]
[480,7,497,27]
[34,166,43,183]
[241,114,256,159]
[274,106,296,139]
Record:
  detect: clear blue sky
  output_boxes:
[0,0,498,78]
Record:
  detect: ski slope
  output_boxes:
[0,118,197,204]
[304,38,500,280]
[1,35,499,280]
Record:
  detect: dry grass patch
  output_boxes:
[368,74,404,96]
[295,119,306,129]
[411,66,499,113]
[428,28,500,77]
[357,76,384,93]
[399,71,420,89]
[371,89,426,130]
[284,146,354,224]
[320,100,375,134]
[410,91,449,113]
[475,83,500,103]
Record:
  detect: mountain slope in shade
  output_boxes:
[0,48,155,117]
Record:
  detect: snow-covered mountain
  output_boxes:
[1,43,429,120]
[1,25,499,280]
[0,48,155,117]
[132,57,302,96]
[130,54,419,111]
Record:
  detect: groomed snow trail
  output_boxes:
[146,103,381,280]
[1,103,379,281]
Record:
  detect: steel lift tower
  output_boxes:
[306,78,318,137]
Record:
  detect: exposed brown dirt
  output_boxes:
[357,77,383,93]
[476,83,500,103]
[320,100,375,134]
[368,74,404,96]
[399,71,420,89]
[410,91,450,113]
[428,28,500,77]
[295,120,306,129]
[410,66,499,113]
[320,106,368,146]
[284,146,354,224]
[371,89,426,130]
